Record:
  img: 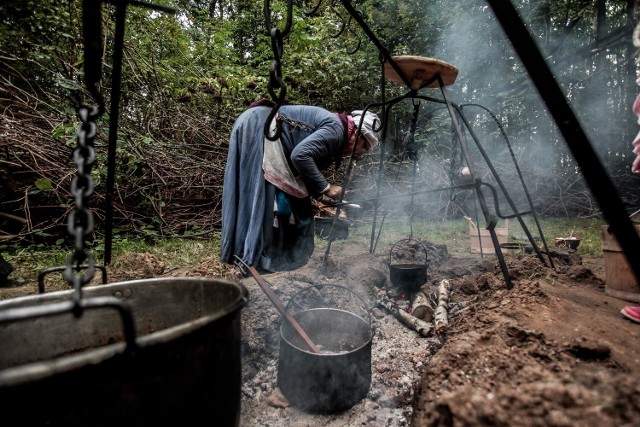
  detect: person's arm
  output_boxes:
[632,127,640,174]
[633,144,640,174]
[290,120,343,197]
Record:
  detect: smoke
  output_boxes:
[346,1,626,229]
[418,2,609,218]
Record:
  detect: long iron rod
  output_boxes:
[103,2,127,265]
[244,264,320,353]
[486,0,640,282]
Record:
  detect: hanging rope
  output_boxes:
[264,0,293,141]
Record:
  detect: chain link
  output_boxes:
[64,105,100,291]
[263,0,293,141]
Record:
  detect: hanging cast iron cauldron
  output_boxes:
[389,238,429,293]
[0,277,248,426]
[277,284,372,413]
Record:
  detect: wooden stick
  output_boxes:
[0,212,27,224]
[434,279,451,335]
[246,265,320,353]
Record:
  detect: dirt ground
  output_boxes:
[2,233,640,426]
[228,236,640,427]
[152,233,638,427]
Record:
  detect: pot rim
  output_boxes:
[389,238,428,267]
[0,277,248,386]
[280,307,373,355]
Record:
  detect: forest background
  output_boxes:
[1,0,640,250]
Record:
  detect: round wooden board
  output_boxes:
[384,55,459,89]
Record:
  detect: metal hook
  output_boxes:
[264,0,294,37]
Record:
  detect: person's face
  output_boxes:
[343,133,371,158]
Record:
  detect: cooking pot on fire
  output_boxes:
[0,277,248,426]
[389,238,429,293]
[277,284,372,413]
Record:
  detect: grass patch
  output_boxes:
[1,216,608,296]
[343,216,607,257]
[508,216,606,256]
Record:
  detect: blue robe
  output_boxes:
[220,105,346,272]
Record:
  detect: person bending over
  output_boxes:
[220,102,380,272]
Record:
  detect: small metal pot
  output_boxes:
[389,238,429,292]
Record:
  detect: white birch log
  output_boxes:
[397,308,433,337]
[410,291,434,322]
[434,279,451,334]
[377,292,433,337]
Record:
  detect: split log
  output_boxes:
[397,308,432,337]
[311,198,347,219]
[377,291,432,337]
[410,291,434,322]
[434,279,451,335]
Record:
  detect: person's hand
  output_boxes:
[633,153,640,174]
[323,184,343,200]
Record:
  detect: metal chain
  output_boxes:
[64,105,100,296]
[278,114,314,132]
[263,0,293,141]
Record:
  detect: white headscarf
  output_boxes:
[351,110,381,149]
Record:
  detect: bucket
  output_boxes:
[0,277,248,426]
[277,284,372,413]
[602,225,640,302]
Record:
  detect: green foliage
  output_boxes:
[1,0,83,90]
[34,178,52,191]
[2,0,639,246]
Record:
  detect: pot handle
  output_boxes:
[0,296,138,353]
[38,264,108,294]
[285,283,371,327]
[389,238,429,267]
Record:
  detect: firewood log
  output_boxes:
[377,291,433,337]
[397,308,433,337]
[434,279,451,335]
[410,291,434,322]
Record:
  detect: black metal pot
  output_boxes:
[0,277,248,426]
[277,285,372,413]
[314,217,349,240]
[389,238,429,292]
